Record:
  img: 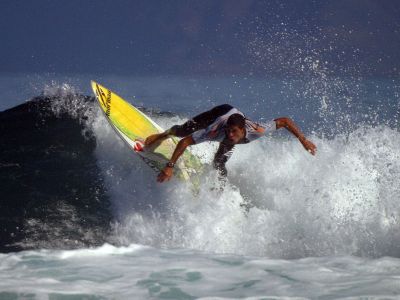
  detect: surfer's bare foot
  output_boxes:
[145,132,168,147]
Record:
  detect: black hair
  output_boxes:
[226,113,246,129]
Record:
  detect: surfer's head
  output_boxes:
[225,114,246,143]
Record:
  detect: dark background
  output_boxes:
[1,0,399,77]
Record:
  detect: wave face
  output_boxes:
[1,80,400,259]
[0,86,112,252]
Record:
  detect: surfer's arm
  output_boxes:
[213,142,235,177]
[169,135,195,165]
[274,117,317,155]
[157,135,195,183]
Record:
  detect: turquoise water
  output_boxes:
[1,244,400,299]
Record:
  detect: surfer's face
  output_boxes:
[225,125,246,144]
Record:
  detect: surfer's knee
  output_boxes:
[169,121,196,137]
[167,125,179,136]
[168,124,190,137]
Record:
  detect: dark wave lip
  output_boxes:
[0,92,182,253]
[0,94,113,253]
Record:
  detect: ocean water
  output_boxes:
[2,244,400,299]
[1,73,400,299]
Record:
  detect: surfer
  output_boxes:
[145,104,316,182]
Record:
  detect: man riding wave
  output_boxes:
[145,104,316,182]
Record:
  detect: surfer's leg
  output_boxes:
[144,131,170,147]
[169,104,233,137]
[146,104,233,146]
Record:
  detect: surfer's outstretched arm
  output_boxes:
[157,135,195,182]
[274,117,317,155]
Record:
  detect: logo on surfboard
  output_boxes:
[95,84,112,117]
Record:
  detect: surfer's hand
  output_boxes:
[301,138,317,155]
[157,167,173,182]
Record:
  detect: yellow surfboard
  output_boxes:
[90,81,202,183]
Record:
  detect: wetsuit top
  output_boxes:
[175,104,277,176]
[168,104,276,176]
[191,107,277,145]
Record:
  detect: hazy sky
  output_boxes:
[1,0,399,77]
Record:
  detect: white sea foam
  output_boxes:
[1,244,400,299]
[91,108,400,259]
